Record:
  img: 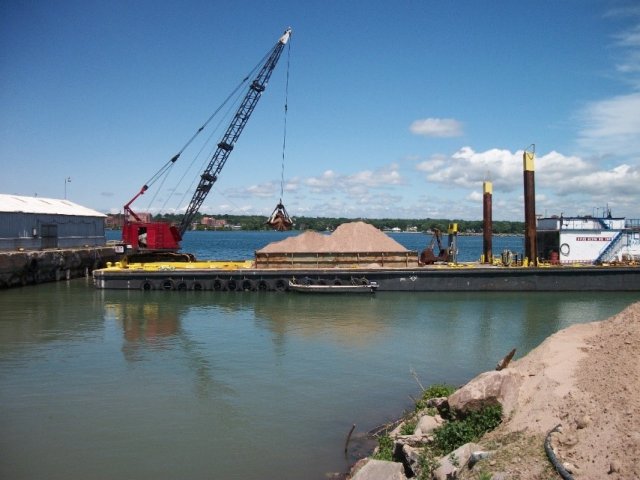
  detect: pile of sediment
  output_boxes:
[256,221,409,253]
[348,302,640,480]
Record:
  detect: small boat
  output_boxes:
[288,279,378,294]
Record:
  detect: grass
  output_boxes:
[372,434,394,461]
[432,404,503,455]
[415,383,456,411]
[400,418,418,435]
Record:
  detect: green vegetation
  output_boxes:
[372,383,502,480]
[372,434,394,461]
[147,213,524,234]
[400,418,418,435]
[411,404,503,479]
[415,383,456,411]
[432,404,503,455]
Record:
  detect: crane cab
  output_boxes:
[122,221,181,252]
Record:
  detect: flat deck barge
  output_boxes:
[92,261,640,292]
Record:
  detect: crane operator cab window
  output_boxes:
[138,227,148,248]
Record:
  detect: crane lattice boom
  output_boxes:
[178,28,291,236]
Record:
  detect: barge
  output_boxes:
[92,261,640,292]
[93,216,640,292]
[92,216,640,292]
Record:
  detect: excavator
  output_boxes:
[419,224,458,265]
[119,28,293,260]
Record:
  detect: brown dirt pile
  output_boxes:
[256,221,409,253]
[464,302,640,479]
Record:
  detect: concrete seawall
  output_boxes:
[0,247,119,288]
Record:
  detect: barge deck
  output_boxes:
[92,261,640,292]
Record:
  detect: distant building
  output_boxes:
[0,194,106,250]
[201,217,228,229]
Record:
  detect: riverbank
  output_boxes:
[349,301,640,479]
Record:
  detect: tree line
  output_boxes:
[153,213,525,235]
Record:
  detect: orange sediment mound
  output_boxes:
[256,221,409,253]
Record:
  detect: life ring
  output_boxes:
[161,279,175,291]
[227,279,237,291]
[142,281,153,291]
[176,282,188,291]
[258,280,269,291]
[193,282,203,291]
[501,250,513,266]
[560,243,570,256]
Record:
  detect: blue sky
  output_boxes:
[1,0,639,221]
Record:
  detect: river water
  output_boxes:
[1,231,638,479]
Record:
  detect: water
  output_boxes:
[1,231,638,479]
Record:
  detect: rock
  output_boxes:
[576,414,592,429]
[426,396,448,409]
[562,435,578,447]
[447,369,522,417]
[414,414,443,436]
[468,450,494,467]
[609,460,621,473]
[349,459,407,480]
[432,442,482,480]
[401,444,422,477]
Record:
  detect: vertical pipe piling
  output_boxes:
[523,149,537,266]
[483,181,493,264]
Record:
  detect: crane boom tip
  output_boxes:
[280,28,292,44]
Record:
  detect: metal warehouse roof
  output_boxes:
[0,194,107,217]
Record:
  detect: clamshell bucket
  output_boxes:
[266,202,293,231]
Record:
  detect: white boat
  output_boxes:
[537,211,640,264]
[288,279,378,294]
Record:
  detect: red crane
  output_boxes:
[120,28,292,259]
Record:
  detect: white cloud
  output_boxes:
[417,147,592,194]
[417,146,523,191]
[305,170,339,193]
[556,163,640,197]
[414,146,640,218]
[303,163,405,196]
[577,92,640,156]
[410,118,463,137]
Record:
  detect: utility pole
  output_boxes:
[64,177,71,199]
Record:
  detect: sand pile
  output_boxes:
[460,302,640,480]
[257,222,409,253]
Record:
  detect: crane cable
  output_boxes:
[279,39,291,202]
[143,46,275,211]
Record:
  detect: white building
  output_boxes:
[0,194,106,250]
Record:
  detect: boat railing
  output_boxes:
[625,219,640,229]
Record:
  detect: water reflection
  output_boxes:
[1,281,638,480]
[102,293,234,400]
[106,303,180,360]
[0,278,103,352]
[99,289,638,377]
